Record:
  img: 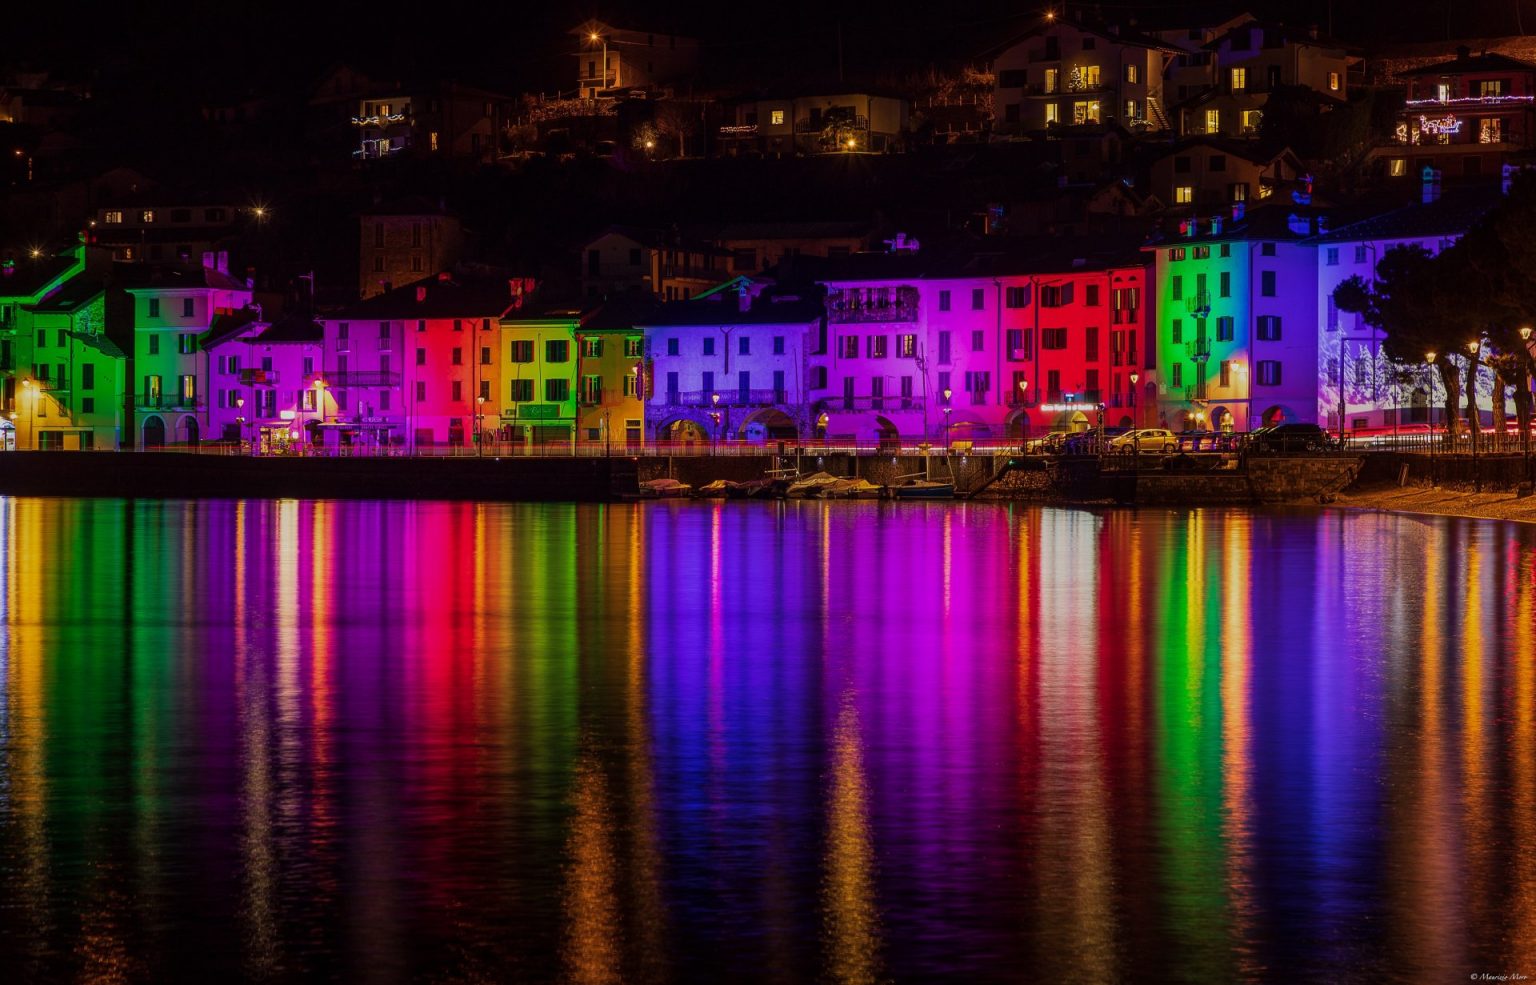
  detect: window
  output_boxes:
[1209,155,1226,173]
[971,288,985,310]
[971,330,985,352]
[1041,328,1067,349]
[1044,68,1060,93]
[1354,245,1369,264]
[374,256,385,272]
[625,337,643,357]
[105,211,123,224]
[938,290,952,311]
[623,374,640,398]
[148,335,160,355]
[416,348,427,366]
[739,337,750,355]
[1045,103,1060,125]
[1175,186,1194,204]
[937,371,950,395]
[964,371,990,404]
[179,374,196,403]
[1220,360,1232,387]
[411,256,423,272]
[1072,100,1101,124]
[451,348,463,366]
[1085,327,1099,360]
[1230,67,1247,91]
[509,379,534,401]
[1241,110,1262,133]
[868,335,888,358]
[1040,284,1074,307]
[148,299,160,318]
[1171,362,1183,387]
[1328,72,1340,92]
[1219,272,1231,297]
[1326,247,1340,266]
[179,333,196,354]
[183,298,195,318]
[1220,244,1231,258]
[1194,246,1211,260]
[581,375,603,404]
[1171,276,1184,301]
[1257,316,1282,340]
[1261,243,1276,256]
[82,364,95,389]
[666,337,679,356]
[1481,118,1504,144]
[1205,109,1220,133]
[1125,99,1139,121]
[1168,247,1186,261]
[546,378,570,402]
[1216,316,1234,341]
[703,337,716,356]
[770,109,785,125]
[898,334,916,357]
[938,331,952,364]
[702,370,715,393]
[1257,360,1282,385]
[811,366,828,389]
[1261,271,1276,296]
[1125,64,1138,84]
[481,346,492,365]
[1171,319,1183,344]
[1230,183,1249,202]
[1084,284,1100,306]
[840,336,859,358]
[546,339,570,363]
[510,340,534,362]
[1005,286,1030,308]
[582,338,603,357]
[1174,155,1192,173]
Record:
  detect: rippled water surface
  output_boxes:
[0,498,1533,984]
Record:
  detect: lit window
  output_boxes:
[771,110,785,125]
[1328,72,1340,92]
[1045,103,1060,125]
[1044,69,1059,94]
[1241,109,1262,133]
[141,210,155,222]
[1175,186,1194,204]
[1205,108,1220,133]
[1230,67,1247,91]
[1125,64,1138,84]
[105,211,123,224]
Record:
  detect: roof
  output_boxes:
[0,252,79,300]
[582,296,659,332]
[581,224,728,255]
[979,15,1183,62]
[1401,50,1536,76]
[1145,202,1333,246]
[636,294,825,327]
[1308,183,1503,244]
[256,312,324,343]
[338,274,521,320]
[116,262,251,293]
[200,307,265,348]
[1203,20,1351,53]
[26,272,105,312]
[1151,135,1299,167]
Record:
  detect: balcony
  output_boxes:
[827,286,920,323]
[239,368,279,386]
[834,396,924,412]
[327,371,401,387]
[658,389,791,408]
[795,115,868,133]
[138,397,203,411]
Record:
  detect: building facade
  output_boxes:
[1378,50,1536,180]
[205,314,325,453]
[358,200,464,299]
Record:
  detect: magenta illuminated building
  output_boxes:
[204,312,325,452]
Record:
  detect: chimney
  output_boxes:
[201,250,215,269]
[1422,165,1442,204]
[216,251,229,274]
[416,286,428,302]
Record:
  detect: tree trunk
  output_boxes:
[1439,361,1462,451]
[1493,367,1510,452]
[1513,368,1533,462]
[1465,356,1481,452]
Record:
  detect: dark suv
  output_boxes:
[1248,423,1333,453]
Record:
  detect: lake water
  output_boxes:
[0,498,1532,984]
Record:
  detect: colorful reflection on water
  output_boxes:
[0,498,1532,983]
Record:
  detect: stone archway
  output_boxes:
[1260,405,1297,426]
[737,408,799,443]
[873,415,900,449]
[176,416,200,445]
[656,416,712,447]
[1051,411,1091,433]
[1210,405,1234,433]
[143,415,166,448]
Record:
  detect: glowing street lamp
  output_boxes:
[477,395,488,457]
[235,395,247,454]
[1467,340,1483,490]
[942,387,954,451]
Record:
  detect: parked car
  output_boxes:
[1248,423,1333,453]
[1109,428,1177,453]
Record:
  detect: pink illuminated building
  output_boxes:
[204,312,325,452]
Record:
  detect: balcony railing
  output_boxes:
[138,397,203,411]
[327,371,401,387]
[658,389,790,408]
[827,287,921,323]
[239,369,279,386]
[833,396,924,412]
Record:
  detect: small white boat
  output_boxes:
[640,477,694,499]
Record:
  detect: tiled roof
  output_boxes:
[1401,51,1536,76]
[1308,184,1503,244]
[637,294,825,327]
[255,312,324,343]
[26,272,104,312]
[336,275,520,320]
[116,262,251,292]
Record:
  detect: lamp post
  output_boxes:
[1129,372,1140,461]
[1468,339,1482,492]
[1017,379,1029,451]
[588,31,609,92]
[942,387,953,452]
[477,395,487,457]
[1522,326,1535,483]
[19,378,33,450]
[235,395,246,455]
[710,391,722,452]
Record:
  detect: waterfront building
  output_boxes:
[1375,49,1536,181]
[987,13,1178,135]
[358,198,464,300]
[499,303,583,450]
[323,274,523,452]
[204,312,324,453]
[1310,175,1501,433]
[0,245,125,450]
[804,238,1150,445]
[638,282,822,446]
[1146,205,1321,432]
[576,297,654,449]
[118,258,254,447]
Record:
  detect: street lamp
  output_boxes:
[311,379,327,456]
[235,395,246,454]
[477,395,487,457]
[588,31,610,91]
[1016,379,1029,450]
[942,387,953,452]
[1468,339,1482,492]
[19,378,33,450]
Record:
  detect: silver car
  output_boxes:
[1109,428,1177,453]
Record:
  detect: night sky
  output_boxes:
[11,1,1533,97]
